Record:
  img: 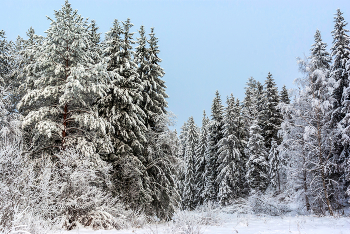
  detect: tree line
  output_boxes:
[178,9,350,215]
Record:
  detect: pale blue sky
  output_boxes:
[1,0,350,130]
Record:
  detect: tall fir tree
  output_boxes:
[203,90,224,202]
[135,26,168,130]
[183,116,199,210]
[134,25,175,219]
[268,139,280,190]
[245,120,269,192]
[177,121,189,202]
[194,110,209,206]
[262,72,282,148]
[99,18,149,211]
[217,94,242,204]
[18,1,112,156]
[280,85,290,104]
[328,10,350,196]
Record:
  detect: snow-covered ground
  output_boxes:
[61,212,350,234]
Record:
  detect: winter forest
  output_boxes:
[1,1,350,233]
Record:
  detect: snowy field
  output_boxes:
[60,212,350,234]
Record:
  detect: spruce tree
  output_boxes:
[262,72,282,148]
[18,1,112,156]
[280,85,290,104]
[134,25,175,219]
[268,139,280,190]
[245,120,269,192]
[177,121,189,203]
[135,26,168,130]
[203,90,224,202]
[0,30,13,86]
[142,113,180,220]
[328,10,350,193]
[99,18,149,210]
[194,110,209,206]
[217,94,242,204]
[183,116,199,210]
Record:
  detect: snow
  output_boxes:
[61,212,350,234]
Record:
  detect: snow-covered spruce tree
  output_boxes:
[242,77,265,146]
[88,20,102,64]
[203,90,224,202]
[327,9,350,202]
[216,94,242,205]
[268,139,280,191]
[142,113,180,220]
[234,98,249,196]
[177,120,189,197]
[243,77,258,127]
[134,26,178,219]
[99,18,150,211]
[280,85,290,104]
[245,120,269,192]
[262,72,282,149]
[18,1,112,156]
[0,30,13,86]
[183,116,199,210]
[194,110,209,206]
[135,26,168,130]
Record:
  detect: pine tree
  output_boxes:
[18,1,112,156]
[217,94,242,204]
[203,90,224,202]
[194,110,209,205]
[183,116,199,210]
[262,72,282,148]
[245,120,269,192]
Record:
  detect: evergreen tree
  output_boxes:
[262,72,282,148]
[135,26,168,130]
[217,94,242,204]
[183,116,199,210]
[194,110,209,206]
[0,30,13,86]
[234,98,248,195]
[268,139,280,190]
[243,77,258,126]
[177,121,188,203]
[280,85,290,104]
[245,120,269,192]
[328,10,350,197]
[142,113,180,220]
[203,90,224,202]
[18,1,112,156]
[99,18,149,211]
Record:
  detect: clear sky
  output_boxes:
[1,0,350,131]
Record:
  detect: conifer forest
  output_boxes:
[1,1,350,233]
